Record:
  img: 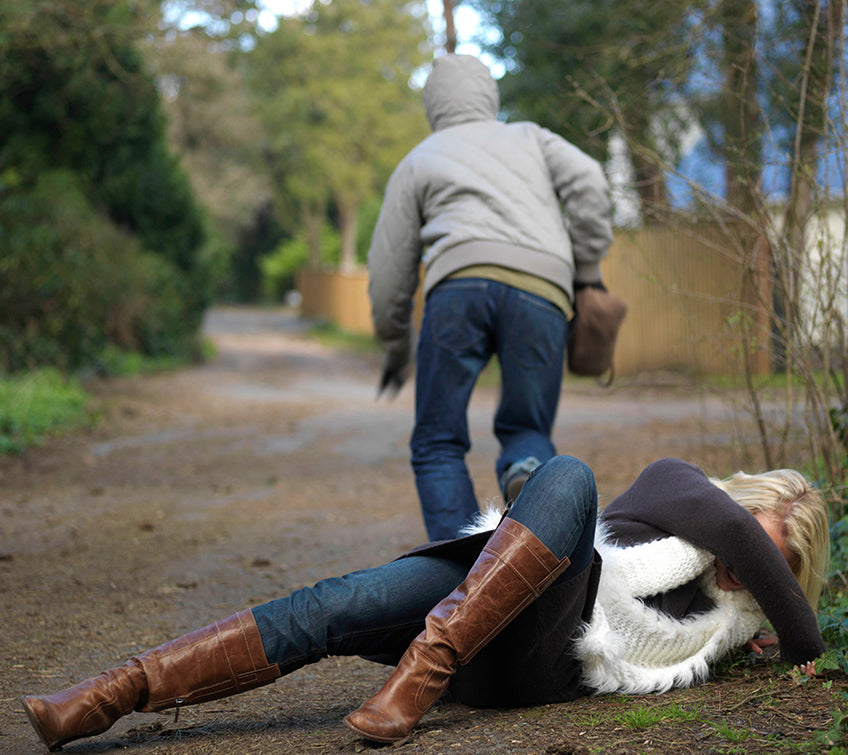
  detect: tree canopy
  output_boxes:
[472,0,845,221]
[247,0,431,269]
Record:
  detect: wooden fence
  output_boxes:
[296,223,773,376]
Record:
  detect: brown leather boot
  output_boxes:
[21,609,281,752]
[344,518,570,742]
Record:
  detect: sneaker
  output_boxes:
[500,457,541,508]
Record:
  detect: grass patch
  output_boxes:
[713,720,752,742]
[0,368,90,454]
[306,321,381,354]
[94,343,205,377]
[0,345,207,456]
[614,700,700,730]
[568,698,701,734]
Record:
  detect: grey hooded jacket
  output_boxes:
[368,54,614,365]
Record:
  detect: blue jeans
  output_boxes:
[411,278,568,540]
[252,456,596,680]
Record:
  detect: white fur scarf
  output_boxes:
[574,522,765,694]
[461,510,765,695]
[459,504,504,536]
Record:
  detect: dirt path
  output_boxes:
[1,306,841,754]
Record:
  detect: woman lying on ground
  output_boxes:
[21,455,829,751]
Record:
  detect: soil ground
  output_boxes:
[1,306,845,754]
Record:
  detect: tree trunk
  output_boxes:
[718,0,761,216]
[776,0,844,369]
[303,204,325,270]
[337,196,360,272]
[443,0,456,53]
[627,105,670,216]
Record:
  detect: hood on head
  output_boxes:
[422,54,499,131]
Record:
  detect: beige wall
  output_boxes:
[604,224,771,376]
[296,225,773,376]
[297,268,376,336]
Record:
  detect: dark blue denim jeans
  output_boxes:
[252,455,596,679]
[411,278,568,540]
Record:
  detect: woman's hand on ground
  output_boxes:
[795,661,817,676]
[745,633,778,654]
[745,635,817,676]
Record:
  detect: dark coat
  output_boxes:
[394,458,824,708]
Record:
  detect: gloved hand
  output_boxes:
[378,363,406,397]
[377,335,412,399]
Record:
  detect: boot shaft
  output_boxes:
[138,609,281,711]
[426,517,571,664]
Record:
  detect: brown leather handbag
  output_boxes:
[567,286,628,382]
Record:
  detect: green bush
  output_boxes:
[830,405,848,458]
[0,170,204,372]
[225,203,287,303]
[0,1,210,374]
[0,171,116,370]
[260,236,308,301]
[260,224,342,300]
[126,253,206,360]
[0,369,89,454]
[821,515,848,646]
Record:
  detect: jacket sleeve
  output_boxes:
[604,458,826,665]
[367,160,423,355]
[536,126,614,283]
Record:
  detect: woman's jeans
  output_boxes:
[411,278,568,541]
[252,455,596,677]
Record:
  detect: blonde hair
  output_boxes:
[710,469,830,607]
